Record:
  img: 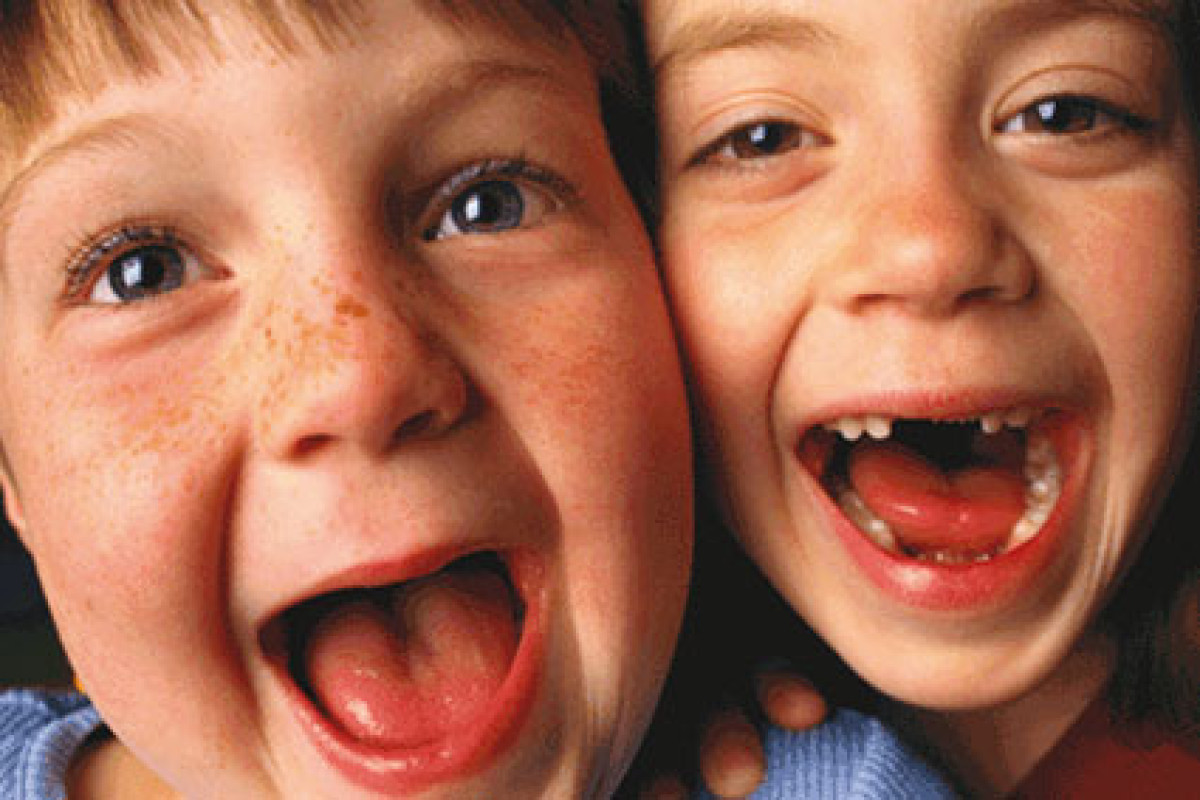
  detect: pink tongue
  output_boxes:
[303,568,518,748]
[848,440,1026,557]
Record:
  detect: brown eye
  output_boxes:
[999,95,1148,136]
[694,119,825,168]
[729,121,803,158]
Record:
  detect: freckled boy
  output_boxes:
[0,2,693,798]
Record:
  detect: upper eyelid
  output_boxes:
[989,64,1167,140]
[428,158,574,208]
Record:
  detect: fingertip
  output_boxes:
[756,672,828,732]
[699,711,766,798]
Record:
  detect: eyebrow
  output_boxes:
[0,115,173,239]
[0,57,570,243]
[976,0,1170,38]
[653,0,1168,80]
[652,11,844,79]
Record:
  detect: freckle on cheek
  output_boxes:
[335,295,369,319]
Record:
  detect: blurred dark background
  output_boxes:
[1,503,71,686]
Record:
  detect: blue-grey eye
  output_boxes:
[426,179,534,241]
[454,180,526,232]
[73,228,214,305]
[98,244,187,303]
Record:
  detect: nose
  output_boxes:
[824,149,1033,317]
[254,256,468,462]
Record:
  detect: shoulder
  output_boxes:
[0,688,103,800]
[752,709,959,799]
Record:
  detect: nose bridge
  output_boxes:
[249,239,467,460]
[829,124,1030,317]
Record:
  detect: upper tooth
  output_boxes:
[838,418,866,441]
[864,416,892,440]
[980,412,1005,434]
[1005,408,1034,429]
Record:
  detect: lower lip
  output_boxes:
[810,415,1089,612]
[285,553,547,795]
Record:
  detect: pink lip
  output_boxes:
[800,400,1091,612]
[272,550,547,795]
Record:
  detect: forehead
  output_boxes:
[0,0,584,172]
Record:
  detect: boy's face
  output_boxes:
[648,0,1198,710]
[0,3,692,798]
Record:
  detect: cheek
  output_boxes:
[1066,184,1199,431]
[661,221,792,490]
[1,351,237,676]
[496,275,692,607]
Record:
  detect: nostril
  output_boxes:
[960,285,1006,306]
[395,410,437,441]
[293,433,335,460]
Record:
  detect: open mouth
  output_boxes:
[800,407,1069,565]
[262,550,542,791]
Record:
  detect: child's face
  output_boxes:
[648,0,1198,710]
[0,3,692,798]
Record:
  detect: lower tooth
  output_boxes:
[1027,432,1054,467]
[1010,518,1042,546]
[838,487,896,551]
[1008,431,1063,549]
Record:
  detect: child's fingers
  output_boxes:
[698,706,766,798]
[755,670,828,732]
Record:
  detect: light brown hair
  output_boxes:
[0,0,656,215]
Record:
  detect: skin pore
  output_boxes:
[646,0,1198,793]
[0,2,692,798]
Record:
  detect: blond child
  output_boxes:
[0,2,698,798]
[645,0,1200,795]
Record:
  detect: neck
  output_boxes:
[68,733,180,800]
[887,633,1116,797]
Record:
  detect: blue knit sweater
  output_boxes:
[1,689,956,799]
[695,710,959,799]
[0,689,102,800]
